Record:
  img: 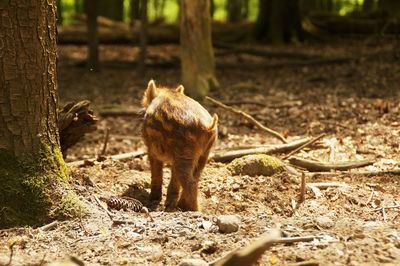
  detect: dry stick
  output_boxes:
[289,157,374,172]
[7,242,16,266]
[282,133,326,160]
[93,194,115,220]
[99,127,110,158]
[211,230,317,266]
[366,191,374,205]
[211,138,310,163]
[205,96,288,144]
[369,205,400,212]
[299,172,306,203]
[307,182,350,188]
[40,221,58,231]
[382,208,387,222]
[67,150,146,167]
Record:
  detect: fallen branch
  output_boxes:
[39,221,59,231]
[206,96,287,144]
[210,229,281,266]
[211,138,310,162]
[210,230,317,266]
[67,150,146,167]
[93,194,115,220]
[368,205,400,212]
[282,133,326,160]
[98,108,143,117]
[289,157,374,172]
[307,182,350,189]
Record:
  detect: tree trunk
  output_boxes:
[180,0,219,99]
[362,0,374,13]
[227,0,243,22]
[98,0,124,21]
[130,0,140,24]
[75,0,84,13]
[379,0,400,18]
[0,0,80,228]
[86,0,99,70]
[255,0,301,44]
[137,0,148,75]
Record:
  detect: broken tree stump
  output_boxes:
[58,101,98,157]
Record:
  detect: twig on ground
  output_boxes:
[112,219,137,225]
[382,208,387,222]
[37,253,47,266]
[366,191,374,206]
[211,138,310,162]
[308,186,322,198]
[206,96,287,143]
[98,127,110,158]
[299,173,306,203]
[7,241,16,266]
[307,182,350,189]
[93,194,115,220]
[210,229,317,266]
[368,205,400,212]
[289,157,374,172]
[79,205,87,234]
[40,221,58,231]
[282,133,326,160]
[67,150,146,167]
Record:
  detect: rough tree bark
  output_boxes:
[180,0,219,99]
[0,0,81,228]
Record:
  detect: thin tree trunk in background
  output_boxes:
[137,0,148,75]
[379,0,400,18]
[0,0,78,228]
[75,0,84,13]
[362,0,374,13]
[86,0,99,70]
[242,0,249,20]
[180,0,219,99]
[98,0,124,21]
[130,0,140,25]
[227,0,243,22]
[267,0,285,43]
[255,0,301,43]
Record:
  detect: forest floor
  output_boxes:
[1,37,400,265]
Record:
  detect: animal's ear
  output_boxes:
[176,85,185,94]
[142,80,158,107]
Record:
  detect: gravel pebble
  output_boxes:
[216,215,240,233]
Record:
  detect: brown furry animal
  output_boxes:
[142,80,218,211]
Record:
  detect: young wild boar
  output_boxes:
[142,80,218,211]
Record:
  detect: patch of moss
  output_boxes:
[0,143,82,228]
[226,154,285,176]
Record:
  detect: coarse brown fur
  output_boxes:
[142,80,218,211]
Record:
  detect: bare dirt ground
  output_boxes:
[1,38,400,265]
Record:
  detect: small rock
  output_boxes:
[315,216,334,229]
[201,220,212,230]
[216,215,240,233]
[179,259,208,266]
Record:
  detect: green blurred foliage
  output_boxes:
[57,0,373,25]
